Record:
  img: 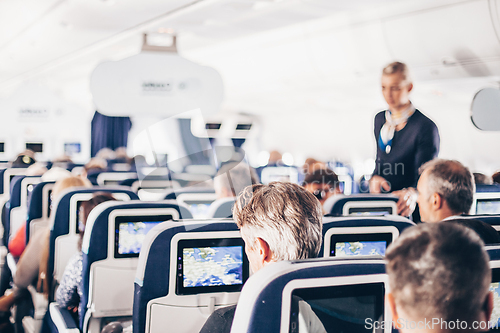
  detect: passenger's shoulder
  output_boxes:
[200,305,236,333]
[214,304,237,318]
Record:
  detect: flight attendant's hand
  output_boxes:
[369,175,391,193]
[393,188,417,217]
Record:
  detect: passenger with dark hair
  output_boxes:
[492,171,500,185]
[369,62,440,215]
[302,168,341,212]
[447,218,500,245]
[386,222,492,332]
[11,150,36,168]
[302,158,326,175]
[414,159,475,223]
[56,193,117,318]
[473,172,493,185]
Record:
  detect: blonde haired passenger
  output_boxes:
[199,182,326,333]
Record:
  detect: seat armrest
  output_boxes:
[48,302,80,333]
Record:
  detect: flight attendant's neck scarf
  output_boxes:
[378,103,415,154]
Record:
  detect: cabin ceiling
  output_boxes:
[0,0,406,90]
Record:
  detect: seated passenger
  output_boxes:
[51,154,75,170]
[113,147,133,164]
[82,157,108,185]
[0,168,73,299]
[56,193,116,319]
[398,159,474,222]
[25,162,48,176]
[302,158,326,175]
[7,164,55,257]
[473,172,493,185]
[83,157,107,175]
[0,176,92,329]
[96,147,116,161]
[41,167,72,182]
[214,162,259,199]
[199,182,326,333]
[302,168,341,213]
[11,150,36,168]
[493,171,500,185]
[8,174,88,257]
[385,222,492,332]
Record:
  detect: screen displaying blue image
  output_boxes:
[64,143,81,155]
[118,221,161,255]
[335,241,387,257]
[183,246,243,288]
[491,282,500,330]
[477,199,500,215]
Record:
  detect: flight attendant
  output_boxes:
[369,62,440,215]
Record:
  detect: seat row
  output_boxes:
[13,185,412,333]
[1,176,499,332]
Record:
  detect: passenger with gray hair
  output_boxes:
[213,162,259,199]
[414,159,475,223]
[385,222,492,332]
[199,182,326,333]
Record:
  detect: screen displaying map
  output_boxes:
[183,246,243,288]
[477,200,500,215]
[335,241,387,257]
[118,221,161,255]
[490,282,500,329]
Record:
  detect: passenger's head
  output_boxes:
[41,167,72,182]
[25,162,48,176]
[83,157,107,176]
[114,147,130,162]
[474,172,493,185]
[447,218,500,245]
[233,182,323,273]
[51,155,74,170]
[96,147,116,161]
[268,151,282,165]
[381,61,413,111]
[52,155,73,163]
[52,176,92,200]
[214,162,259,199]
[78,192,116,250]
[302,168,340,207]
[416,159,475,223]
[493,171,500,185]
[385,223,492,332]
[302,158,326,174]
[12,151,36,168]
